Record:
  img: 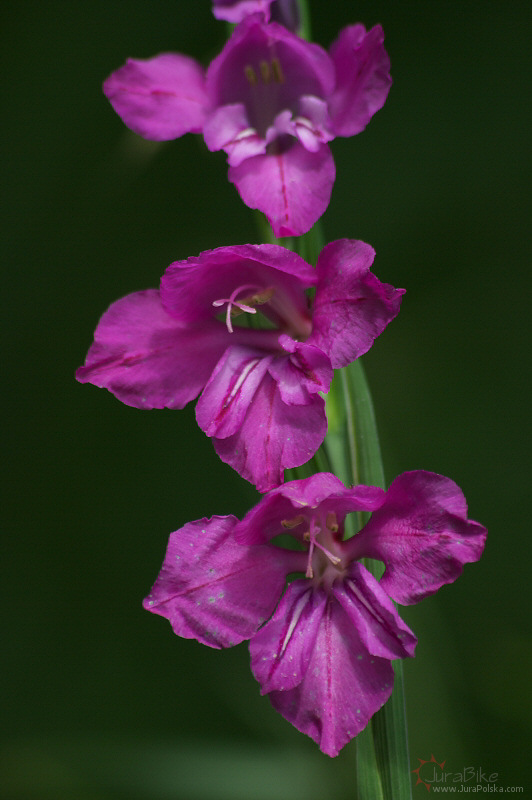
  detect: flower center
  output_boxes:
[240,54,289,138]
[212,284,275,333]
[302,513,343,581]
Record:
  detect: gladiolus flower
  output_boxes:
[144,471,487,755]
[103,15,391,235]
[76,240,402,491]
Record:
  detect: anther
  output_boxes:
[271,57,284,83]
[326,512,339,533]
[313,542,341,566]
[250,287,275,306]
[260,60,271,83]
[281,514,305,529]
[244,65,258,85]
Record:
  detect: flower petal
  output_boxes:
[234,474,386,544]
[334,563,417,660]
[143,516,290,648]
[212,372,327,492]
[268,97,334,153]
[266,588,395,757]
[268,336,333,406]
[228,143,335,237]
[211,0,274,24]
[75,290,227,409]
[328,24,392,138]
[203,103,267,166]
[161,244,315,327]
[207,16,335,112]
[353,471,488,605]
[103,54,210,141]
[250,580,321,693]
[309,239,404,368]
[195,345,274,439]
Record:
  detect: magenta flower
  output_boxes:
[103,15,391,236]
[76,240,403,492]
[143,471,487,756]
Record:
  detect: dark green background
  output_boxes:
[3,1,530,797]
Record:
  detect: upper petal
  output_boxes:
[207,16,335,113]
[161,243,315,327]
[212,372,327,492]
[229,143,335,237]
[234,473,385,544]
[103,54,210,140]
[143,516,290,648]
[75,290,227,409]
[309,239,404,368]
[328,24,392,138]
[351,471,488,605]
[266,588,395,757]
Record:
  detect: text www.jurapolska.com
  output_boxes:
[431,787,523,793]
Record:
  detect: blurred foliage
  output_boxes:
[2,0,530,797]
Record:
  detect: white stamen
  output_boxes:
[212,283,261,333]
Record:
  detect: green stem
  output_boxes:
[340,368,359,487]
[296,0,312,40]
[325,360,412,800]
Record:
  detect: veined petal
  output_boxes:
[267,589,395,757]
[228,142,335,237]
[103,54,210,141]
[75,290,227,409]
[212,372,327,492]
[309,239,404,368]
[195,345,274,439]
[268,336,333,406]
[334,563,417,660]
[250,580,321,693]
[143,517,289,648]
[328,24,392,138]
[353,471,488,605]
